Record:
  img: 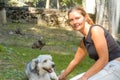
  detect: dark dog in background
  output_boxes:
[32,37,45,50]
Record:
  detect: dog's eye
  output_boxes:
[43,60,47,63]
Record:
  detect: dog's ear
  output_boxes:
[47,55,52,60]
[31,59,38,70]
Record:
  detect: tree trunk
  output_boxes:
[107,0,120,39]
[45,0,50,9]
[57,0,60,9]
[95,0,106,25]
[0,8,7,24]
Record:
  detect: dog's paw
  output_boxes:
[61,70,65,74]
[49,71,58,80]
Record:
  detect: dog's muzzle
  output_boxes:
[43,64,55,73]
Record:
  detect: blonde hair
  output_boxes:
[68,6,94,25]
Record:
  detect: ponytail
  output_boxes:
[86,14,94,25]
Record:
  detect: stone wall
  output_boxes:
[6,7,69,27]
[6,7,37,23]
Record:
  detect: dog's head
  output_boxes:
[30,55,55,75]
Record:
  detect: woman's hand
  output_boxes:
[78,76,88,80]
[58,75,66,80]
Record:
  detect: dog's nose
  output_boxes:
[52,64,55,68]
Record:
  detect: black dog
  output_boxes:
[32,37,45,50]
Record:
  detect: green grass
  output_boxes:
[0,23,94,80]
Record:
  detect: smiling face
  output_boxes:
[37,55,55,74]
[68,10,86,31]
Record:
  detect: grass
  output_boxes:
[0,23,94,80]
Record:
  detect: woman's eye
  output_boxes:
[68,17,81,23]
[75,17,80,20]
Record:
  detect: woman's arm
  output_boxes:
[58,41,87,80]
[80,26,109,80]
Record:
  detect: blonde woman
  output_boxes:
[58,6,120,80]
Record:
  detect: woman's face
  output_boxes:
[68,10,86,31]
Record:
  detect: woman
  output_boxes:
[58,6,120,80]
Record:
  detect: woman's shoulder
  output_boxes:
[91,25,103,29]
[90,25,104,33]
[90,25,105,38]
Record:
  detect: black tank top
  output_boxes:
[83,25,120,61]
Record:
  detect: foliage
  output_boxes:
[0,0,8,3]
[0,0,8,7]
[6,0,82,8]
[24,0,39,6]
[8,0,27,7]
[61,0,82,7]
[8,0,39,7]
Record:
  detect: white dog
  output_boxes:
[25,55,58,80]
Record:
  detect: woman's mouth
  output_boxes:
[73,24,80,29]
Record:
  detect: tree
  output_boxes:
[95,0,106,25]
[45,0,50,9]
[59,0,82,10]
[57,0,60,9]
[0,0,7,24]
[107,0,120,39]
